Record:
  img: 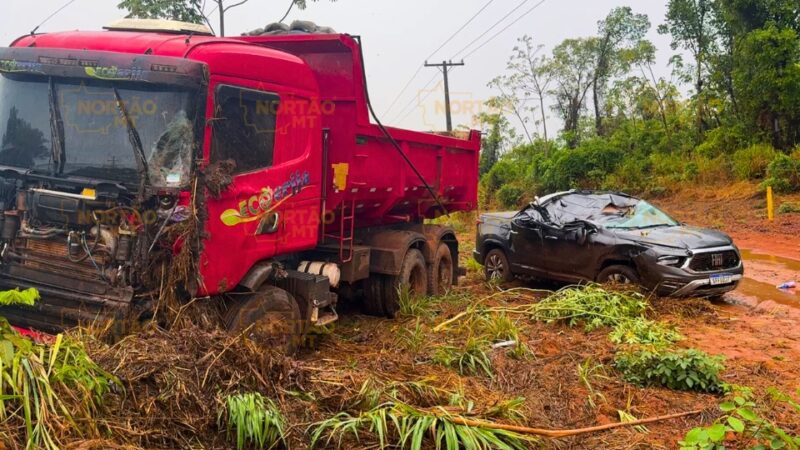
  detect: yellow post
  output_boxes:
[767,186,774,222]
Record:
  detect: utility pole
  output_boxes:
[424,60,464,132]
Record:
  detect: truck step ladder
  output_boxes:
[324,199,356,263]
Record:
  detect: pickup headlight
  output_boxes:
[657,256,685,267]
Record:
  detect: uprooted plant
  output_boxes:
[680,385,800,449]
[309,399,535,450]
[220,392,287,450]
[0,317,118,449]
[608,317,684,346]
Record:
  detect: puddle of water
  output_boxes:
[725,249,799,309]
[739,249,800,271]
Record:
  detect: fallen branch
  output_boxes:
[442,409,703,438]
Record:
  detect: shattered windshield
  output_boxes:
[0,73,197,188]
[603,201,679,229]
[543,193,679,229]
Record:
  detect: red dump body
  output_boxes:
[10,31,480,295]
[240,34,481,226]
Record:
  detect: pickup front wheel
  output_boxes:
[484,249,514,282]
[597,265,640,286]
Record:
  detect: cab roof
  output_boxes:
[11,30,319,94]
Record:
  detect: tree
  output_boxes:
[591,7,651,136]
[118,0,327,36]
[659,0,717,136]
[477,112,517,176]
[546,38,597,148]
[505,36,553,143]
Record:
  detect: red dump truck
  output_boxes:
[0,19,479,347]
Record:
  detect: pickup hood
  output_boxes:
[612,225,733,250]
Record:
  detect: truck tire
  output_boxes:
[427,243,454,296]
[362,275,386,317]
[597,265,640,286]
[382,248,427,318]
[484,248,514,282]
[225,285,304,354]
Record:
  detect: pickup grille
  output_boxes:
[688,250,740,272]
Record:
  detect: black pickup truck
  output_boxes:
[473,191,744,297]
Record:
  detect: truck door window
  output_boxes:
[212,85,279,174]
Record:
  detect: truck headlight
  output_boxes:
[657,256,684,267]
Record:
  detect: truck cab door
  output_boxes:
[201,82,321,295]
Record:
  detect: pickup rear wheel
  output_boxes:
[427,243,454,296]
[597,265,640,286]
[484,248,513,282]
[382,248,428,318]
[225,285,304,354]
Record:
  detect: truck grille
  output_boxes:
[17,238,103,281]
[688,250,740,272]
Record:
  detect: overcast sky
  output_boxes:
[0,0,677,134]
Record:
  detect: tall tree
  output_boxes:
[659,0,717,136]
[505,36,553,143]
[546,38,597,148]
[591,7,651,136]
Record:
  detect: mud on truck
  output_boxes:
[0,20,480,350]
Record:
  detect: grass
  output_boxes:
[397,286,435,318]
[396,319,427,354]
[433,336,494,378]
[577,358,608,409]
[220,392,287,450]
[0,319,117,449]
[309,400,534,450]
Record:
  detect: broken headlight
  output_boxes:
[657,255,685,267]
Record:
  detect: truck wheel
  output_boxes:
[362,275,386,317]
[382,248,427,318]
[484,248,513,282]
[427,243,454,296]
[597,265,640,286]
[225,285,304,354]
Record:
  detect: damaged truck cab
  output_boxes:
[0,20,480,343]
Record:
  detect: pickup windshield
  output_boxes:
[0,73,196,187]
[604,201,679,229]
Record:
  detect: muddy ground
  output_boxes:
[23,183,797,450]
[286,183,800,449]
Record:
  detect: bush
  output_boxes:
[732,144,777,180]
[495,185,524,209]
[763,153,800,193]
[692,155,733,185]
[614,348,725,393]
[608,318,683,346]
[695,126,748,158]
[778,202,800,214]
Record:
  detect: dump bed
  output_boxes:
[238,34,480,227]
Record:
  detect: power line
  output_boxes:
[390,73,438,123]
[30,0,78,35]
[383,0,496,117]
[462,0,548,60]
[278,0,295,22]
[425,0,496,61]
[450,0,531,60]
[397,79,440,124]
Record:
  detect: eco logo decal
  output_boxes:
[220,170,311,227]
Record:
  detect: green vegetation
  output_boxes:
[433,336,494,378]
[309,400,533,450]
[0,287,39,306]
[614,347,725,393]
[531,285,647,331]
[0,319,117,449]
[478,1,800,208]
[220,392,287,450]
[778,202,800,214]
[608,317,684,346]
[679,386,800,449]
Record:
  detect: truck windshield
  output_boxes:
[604,201,679,229]
[0,73,197,188]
